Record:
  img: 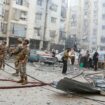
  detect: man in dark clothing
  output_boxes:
[93,51,99,71]
[62,48,70,74]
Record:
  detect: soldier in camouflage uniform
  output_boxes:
[17,39,29,85]
[1,41,7,70]
[0,40,7,70]
[12,38,23,76]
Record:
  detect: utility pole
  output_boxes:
[40,0,49,50]
[6,0,13,47]
[65,0,72,49]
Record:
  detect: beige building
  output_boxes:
[0,0,5,39]
[0,0,68,51]
[67,0,105,51]
[27,0,68,50]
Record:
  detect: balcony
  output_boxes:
[12,0,29,11]
[12,9,27,24]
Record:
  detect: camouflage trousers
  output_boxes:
[18,62,27,78]
[14,60,19,73]
[0,59,5,69]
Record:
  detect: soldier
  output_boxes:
[2,40,7,70]
[11,38,23,76]
[17,39,29,85]
[0,40,7,70]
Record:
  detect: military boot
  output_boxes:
[22,76,28,85]
[12,72,19,76]
[17,76,23,83]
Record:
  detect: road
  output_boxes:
[0,62,104,105]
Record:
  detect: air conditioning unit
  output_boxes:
[20,14,27,19]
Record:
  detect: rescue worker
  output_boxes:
[11,38,23,76]
[0,40,7,70]
[17,39,29,85]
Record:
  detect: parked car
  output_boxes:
[55,51,64,62]
[28,50,39,62]
[28,49,56,64]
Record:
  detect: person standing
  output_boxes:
[93,51,99,71]
[85,50,90,68]
[17,39,29,85]
[70,48,75,65]
[1,40,7,70]
[62,48,70,74]
[0,40,7,70]
[11,38,23,76]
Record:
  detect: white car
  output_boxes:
[55,51,79,62]
[55,51,64,62]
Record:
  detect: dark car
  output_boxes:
[28,50,39,62]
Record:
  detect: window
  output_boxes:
[1,23,7,34]
[20,11,27,20]
[16,0,23,5]
[37,0,43,6]
[50,30,56,37]
[34,28,40,36]
[59,31,66,40]
[50,4,58,12]
[102,14,105,19]
[101,36,105,43]
[4,0,10,5]
[51,17,57,23]
[36,13,42,20]
[103,3,105,7]
[11,23,26,37]
[61,6,66,18]
[102,25,105,30]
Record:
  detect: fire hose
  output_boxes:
[0,62,51,89]
[5,62,50,84]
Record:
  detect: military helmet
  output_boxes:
[17,38,23,43]
[24,39,29,45]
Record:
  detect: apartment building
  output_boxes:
[27,0,63,50]
[6,0,29,45]
[0,0,5,39]
[66,0,80,49]
[97,0,105,50]
[27,0,68,50]
[0,0,68,50]
[67,0,103,51]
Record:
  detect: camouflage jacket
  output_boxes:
[18,46,29,63]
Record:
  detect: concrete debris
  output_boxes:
[56,77,105,95]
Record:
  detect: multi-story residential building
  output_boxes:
[0,0,5,39]
[78,0,105,51]
[1,0,67,51]
[66,0,80,49]
[27,0,68,50]
[97,0,105,50]
[6,0,29,45]
[67,0,103,51]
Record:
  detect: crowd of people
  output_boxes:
[0,38,29,85]
[0,39,102,83]
[62,48,99,75]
